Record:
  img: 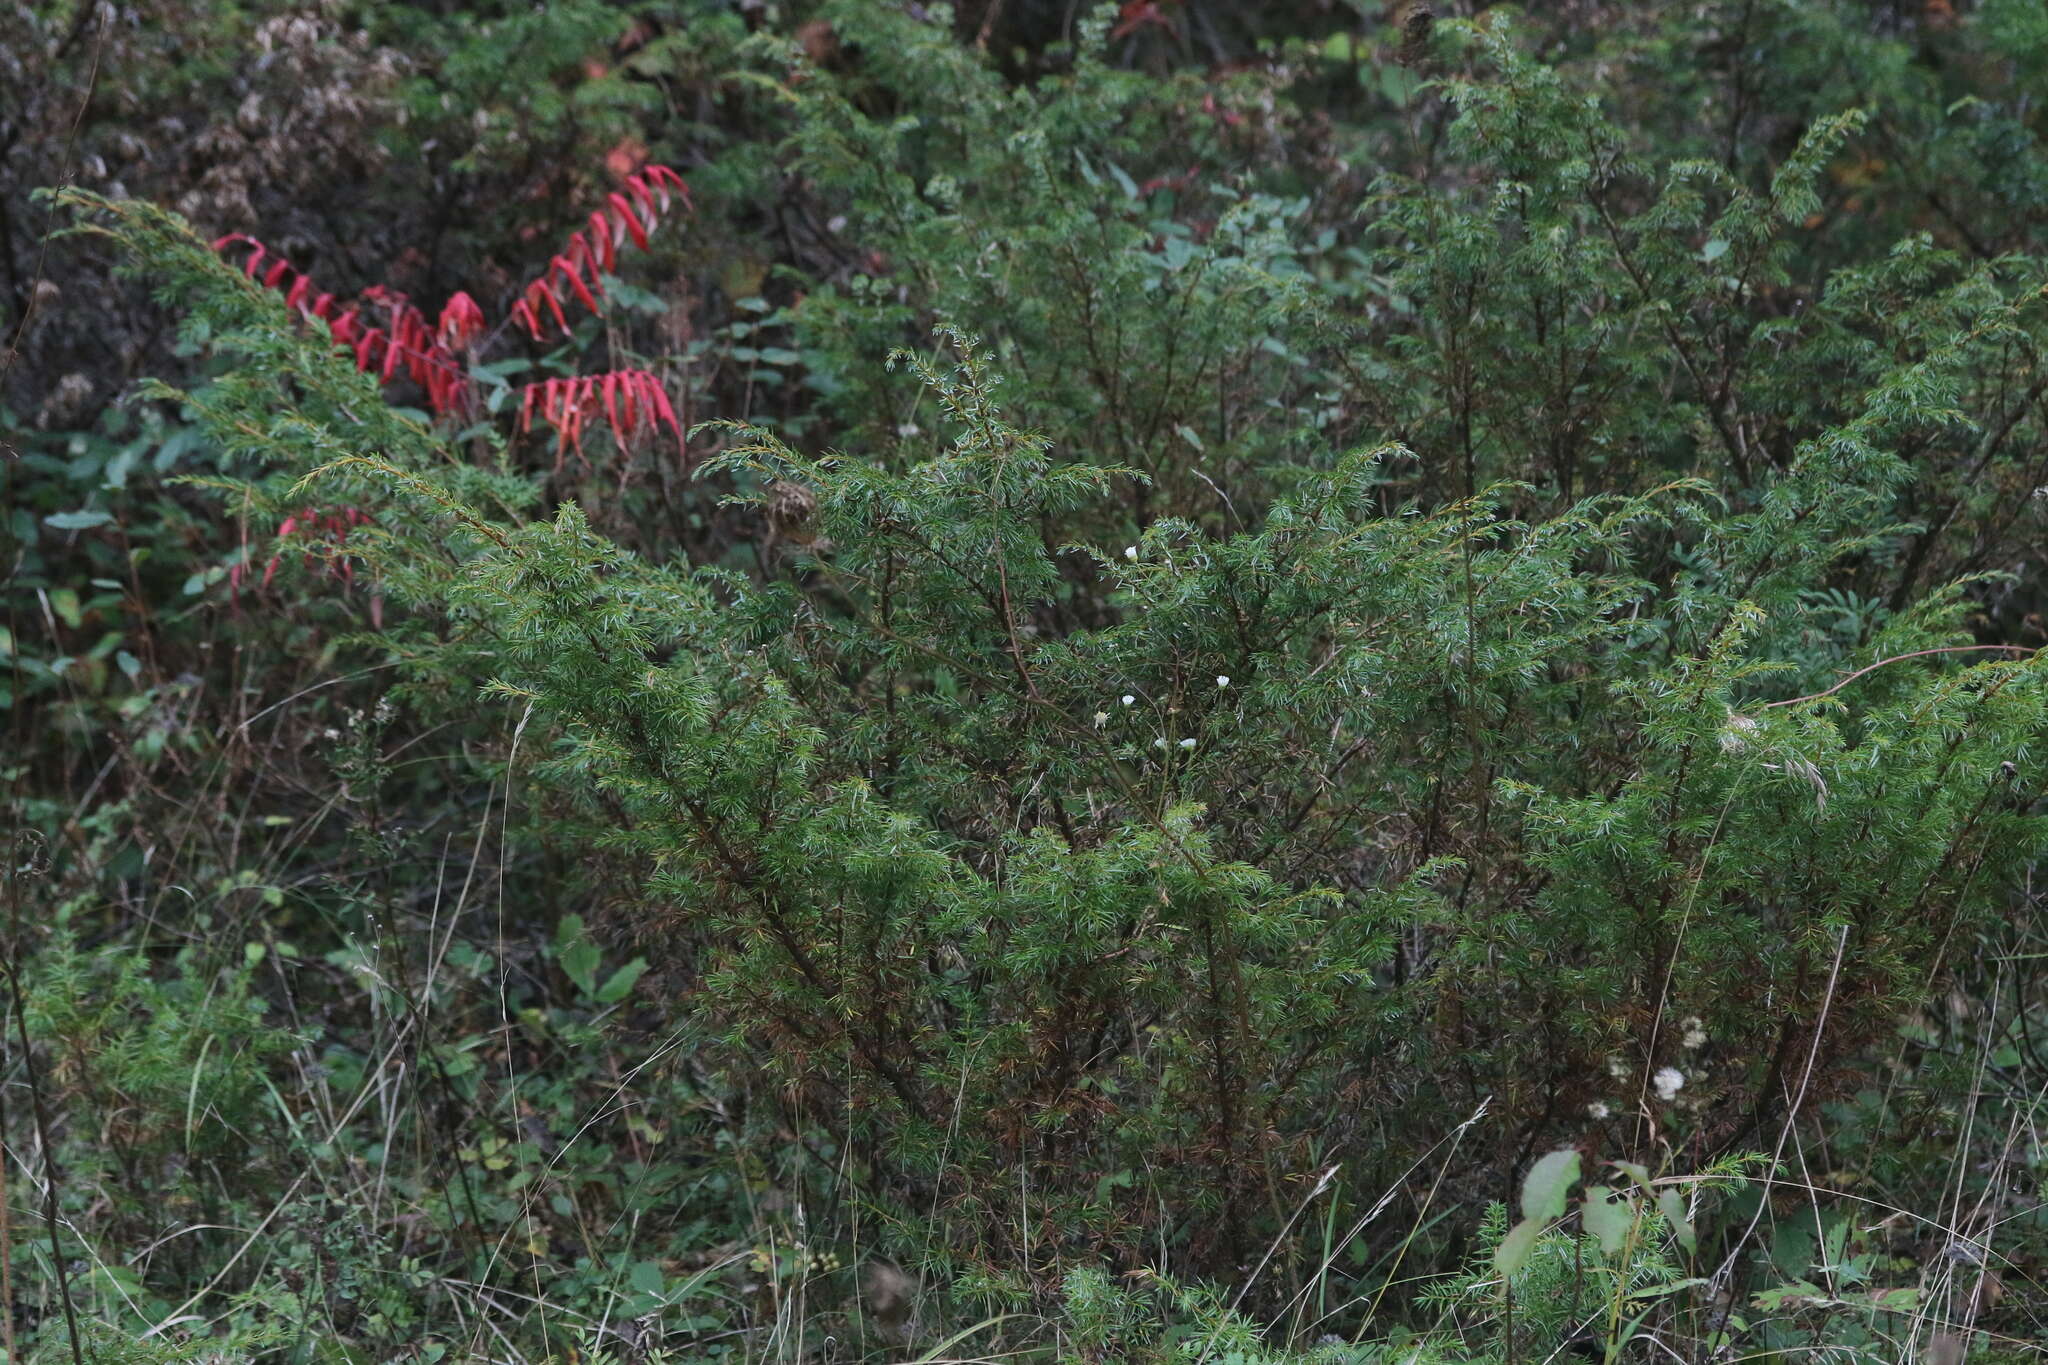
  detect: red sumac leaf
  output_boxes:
[602,372,623,444]
[438,291,484,350]
[645,376,684,452]
[643,165,690,216]
[534,280,570,335]
[512,297,541,340]
[609,193,649,249]
[626,174,656,217]
[555,255,601,314]
[568,234,605,296]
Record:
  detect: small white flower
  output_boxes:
[1179,738,1197,750]
[1607,1056,1630,1079]
[1153,737,1167,749]
[1588,1101,1611,1120]
[1122,694,1136,706]
[1216,675,1231,687]
[896,422,922,438]
[1124,545,1139,561]
[1093,710,1109,729]
[1653,1067,1685,1102]
[1681,1016,1707,1050]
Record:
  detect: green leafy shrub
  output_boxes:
[13,5,2048,1363]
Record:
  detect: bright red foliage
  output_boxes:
[510,164,689,344]
[229,505,383,623]
[518,370,682,470]
[1111,1,1179,40]
[213,163,692,461]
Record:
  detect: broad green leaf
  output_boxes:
[561,937,601,998]
[1611,1160,1653,1192]
[1495,1216,1545,1279]
[555,914,601,996]
[1582,1184,1633,1255]
[596,957,649,1004]
[1657,1188,1696,1254]
[1521,1148,1581,1223]
[46,509,113,530]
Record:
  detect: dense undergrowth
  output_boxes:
[8,2,2048,1362]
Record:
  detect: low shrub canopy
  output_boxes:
[8,3,2048,1362]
